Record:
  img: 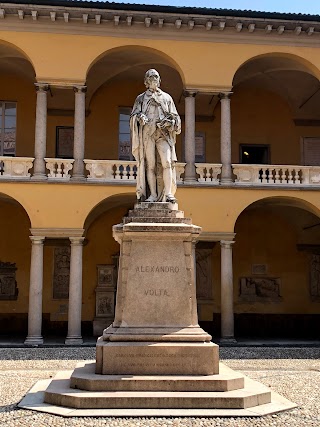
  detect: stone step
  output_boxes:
[44,373,271,410]
[135,202,177,210]
[128,209,184,218]
[123,217,192,224]
[70,362,245,392]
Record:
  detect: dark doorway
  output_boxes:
[240,144,270,164]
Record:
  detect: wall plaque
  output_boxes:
[310,254,320,300]
[195,248,213,300]
[93,264,116,335]
[0,261,18,300]
[97,265,114,286]
[252,264,267,275]
[239,277,281,302]
[53,247,70,299]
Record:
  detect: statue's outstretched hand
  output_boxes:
[138,114,149,125]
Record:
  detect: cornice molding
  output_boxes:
[199,232,236,242]
[30,228,85,238]
[0,4,320,47]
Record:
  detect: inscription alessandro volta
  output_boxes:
[144,289,170,296]
[136,265,179,273]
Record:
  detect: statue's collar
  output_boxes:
[146,88,162,97]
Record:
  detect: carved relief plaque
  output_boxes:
[0,262,18,300]
[196,247,213,300]
[96,292,115,318]
[53,247,70,299]
[93,264,116,335]
[239,277,281,302]
[310,254,320,300]
[252,264,267,275]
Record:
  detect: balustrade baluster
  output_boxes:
[261,168,267,183]
[288,168,293,184]
[56,161,63,178]
[128,165,135,180]
[274,168,280,184]
[114,164,122,180]
[269,168,275,183]
[279,169,285,183]
[294,169,300,184]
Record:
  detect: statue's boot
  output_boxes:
[145,194,158,202]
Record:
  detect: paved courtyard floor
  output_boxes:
[0,346,319,426]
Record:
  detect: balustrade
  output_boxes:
[195,163,222,184]
[2,156,320,188]
[45,158,74,180]
[85,160,186,183]
[84,160,137,182]
[0,156,34,179]
[232,164,320,185]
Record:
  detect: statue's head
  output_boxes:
[144,69,161,90]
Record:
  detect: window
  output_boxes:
[119,108,132,160]
[302,137,320,166]
[240,144,270,164]
[0,102,16,156]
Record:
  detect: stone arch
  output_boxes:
[232,52,320,85]
[0,191,32,226]
[85,45,185,106]
[0,39,35,81]
[233,195,320,232]
[232,194,320,338]
[84,193,136,232]
[232,53,320,115]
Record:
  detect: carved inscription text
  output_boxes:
[136,265,179,273]
[144,289,170,297]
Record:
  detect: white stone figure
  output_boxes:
[130,69,181,203]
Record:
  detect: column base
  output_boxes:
[65,336,83,345]
[24,335,44,346]
[31,174,47,181]
[183,177,198,184]
[220,178,233,185]
[220,337,237,344]
[70,175,86,182]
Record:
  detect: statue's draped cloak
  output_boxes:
[130,89,181,201]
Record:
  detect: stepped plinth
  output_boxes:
[19,202,296,417]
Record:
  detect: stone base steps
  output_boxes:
[43,363,275,411]
[19,363,297,417]
[70,362,245,392]
[44,375,271,410]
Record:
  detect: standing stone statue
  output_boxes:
[130,69,181,203]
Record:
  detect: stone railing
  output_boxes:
[195,163,222,184]
[84,160,137,182]
[84,160,186,183]
[45,158,74,180]
[232,164,320,185]
[0,156,34,179]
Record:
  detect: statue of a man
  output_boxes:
[130,69,181,203]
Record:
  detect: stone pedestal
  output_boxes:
[97,202,218,375]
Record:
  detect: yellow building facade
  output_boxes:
[0,1,320,343]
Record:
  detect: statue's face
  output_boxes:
[145,70,160,90]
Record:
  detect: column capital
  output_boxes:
[183,89,198,98]
[73,85,87,94]
[30,236,45,245]
[69,236,85,245]
[35,83,49,92]
[219,92,233,100]
[220,240,235,248]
